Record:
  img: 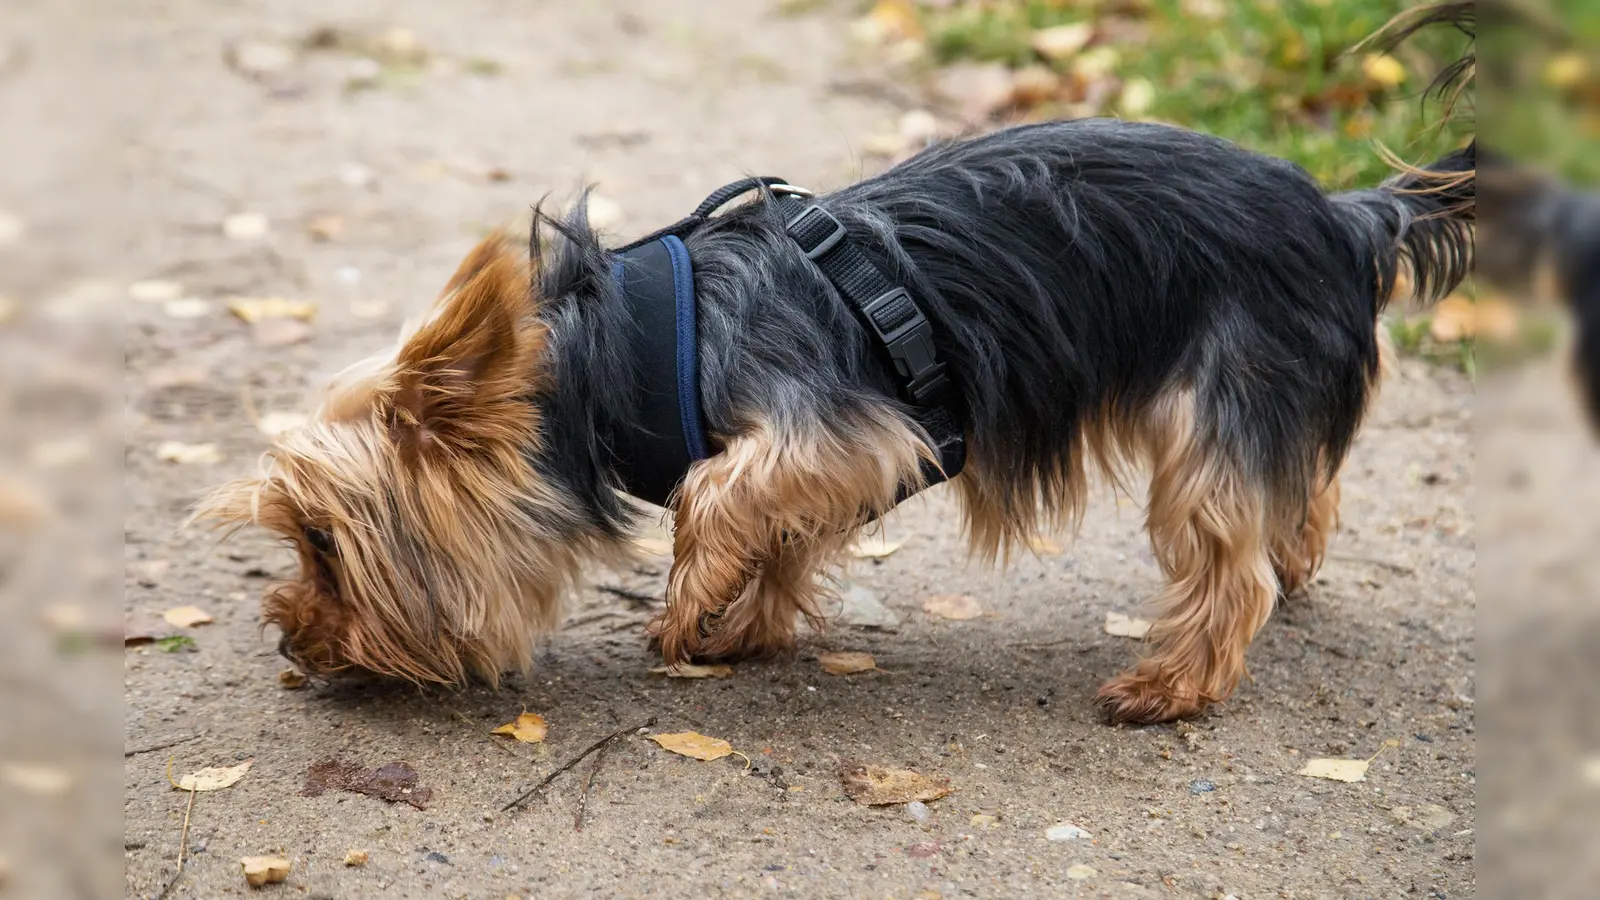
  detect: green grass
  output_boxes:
[917,0,1473,189]
[157,635,198,653]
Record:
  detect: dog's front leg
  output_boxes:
[650,411,930,665]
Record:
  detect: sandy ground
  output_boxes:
[95,0,1479,896]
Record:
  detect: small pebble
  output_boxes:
[906,801,930,823]
[1045,823,1091,841]
[1190,779,1217,794]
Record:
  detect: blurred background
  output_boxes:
[0,0,1591,896]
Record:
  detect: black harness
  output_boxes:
[609,177,966,507]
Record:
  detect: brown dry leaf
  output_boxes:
[343,849,369,867]
[156,441,225,465]
[922,594,983,621]
[240,855,292,887]
[818,650,877,675]
[650,663,733,679]
[229,296,317,324]
[278,669,308,690]
[838,762,950,805]
[849,532,907,559]
[492,712,548,744]
[1103,611,1153,639]
[163,605,215,628]
[177,760,253,792]
[1298,758,1369,783]
[1,762,74,795]
[124,614,172,645]
[1030,22,1093,61]
[649,731,734,762]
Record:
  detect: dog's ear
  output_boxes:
[390,233,537,454]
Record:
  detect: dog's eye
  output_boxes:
[304,526,337,557]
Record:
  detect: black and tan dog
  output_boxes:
[202,22,1475,725]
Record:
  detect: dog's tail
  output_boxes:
[1332,143,1476,311]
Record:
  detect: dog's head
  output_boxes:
[199,231,588,684]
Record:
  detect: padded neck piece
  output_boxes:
[609,234,707,507]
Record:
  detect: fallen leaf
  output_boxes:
[162,298,213,319]
[251,318,314,347]
[818,650,877,675]
[863,0,923,43]
[1298,758,1369,783]
[128,279,184,302]
[1,762,74,795]
[240,855,292,887]
[1103,611,1153,639]
[124,614,173,645]
[922,594,983,621]
[256,411,309,438]
[1066,863,1097,880]
[163,605,215,628]
[492,713,548,744]
[1045,822,1092,841]
[229,297,317,323]
[1071,45,1120,81]
[839,763,950,805]
[177,760,253,792]
[1009,64,1061,107]
[156,441,224,465]
[1546,52,1589,88]
[649,731,734,761]
[222,212,272,240]
[1027,534,1064,555]
[1362,53,1407,88]
[303,759,432,809]
[278,669,308,690]
[343,849,369,867]
[1030,23,1093,61]
[849,532,907,558]
[935,62,1015,123]
[650,663,733,679]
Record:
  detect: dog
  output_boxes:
[201,52,1475,727]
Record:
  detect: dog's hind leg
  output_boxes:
[1271,474,1341,597]
[649,407,930,665]
[1097,393,1280,724]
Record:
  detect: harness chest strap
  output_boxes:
[607,178,966,507]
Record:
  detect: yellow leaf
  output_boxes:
[1071,46,1120,81]
[922,594,983,620]
[867,0,922,42]
[344,849,369,867]
[239,855,292,887]
[278,668,308,690]
[1545,52,1587,88]
[1027,534,1064,556]
[492,712,548,744]
[1119,77,1156,117]
[1362,53,1406,88]
[1298,758,1369,783]
[163,605,215,628]
[649,731,734,761]
[1030,23,1093,62]
[838,763,950,805]
[849,532,907,559]
[156,441,224,465]
[177,760,253,792]
[818,650,877,675]
[1104,611,1152,639]
[228,297,317,324]
[650,663,733,679]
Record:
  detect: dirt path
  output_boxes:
[110,1,1473,896]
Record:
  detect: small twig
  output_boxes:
[157,760,198,900]
[596,585,661,607]
[452,710,526,760]
[502,716,655,812]
[126,733,201,758]
[1328,552,1415,576]
[573,744,609,832]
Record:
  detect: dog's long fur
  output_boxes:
[203,22,1476,721]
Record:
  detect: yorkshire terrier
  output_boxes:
[202,28,1475,726]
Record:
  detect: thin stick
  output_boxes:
[573,744,609,832]
[595,585,660,606]
[157,761,198,900]
[1328,552,1415,576]
[126,733,202,758]
[502,716,655,812]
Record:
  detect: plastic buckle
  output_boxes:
[785,205,848,260]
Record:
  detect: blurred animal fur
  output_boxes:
[202,29,1474,726]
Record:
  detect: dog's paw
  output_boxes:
[1096,667,1209,725]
